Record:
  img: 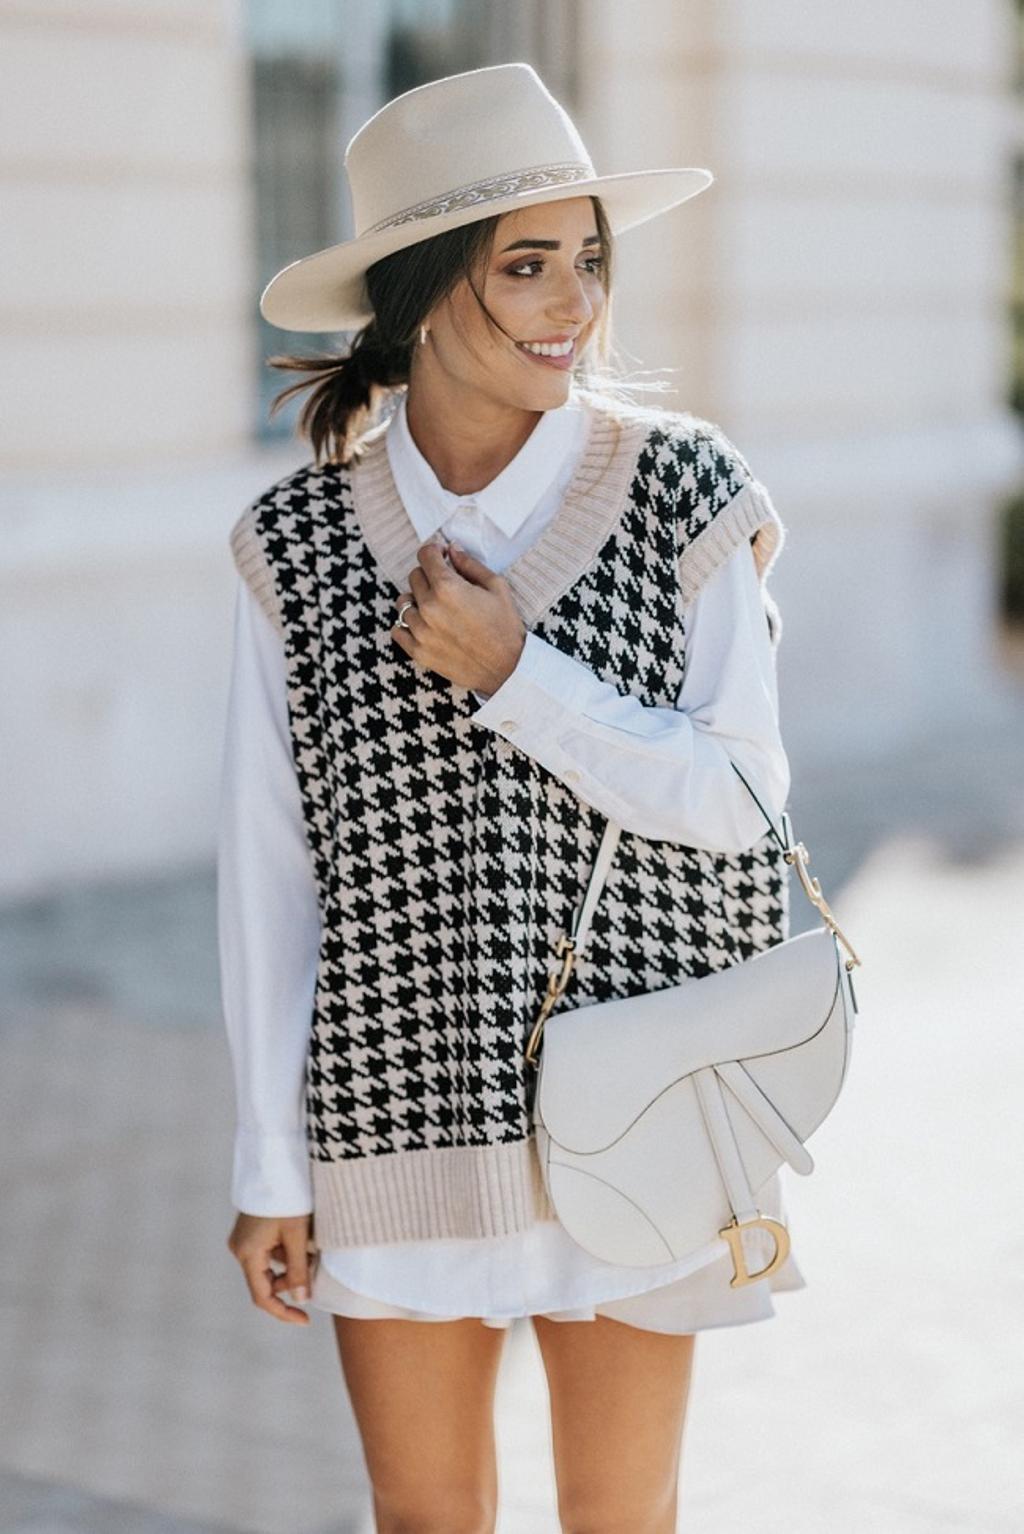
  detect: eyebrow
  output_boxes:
[499,234,601,252]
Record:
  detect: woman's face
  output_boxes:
[422,195,607,412]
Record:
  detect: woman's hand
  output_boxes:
[226,1211,315,1326]
[391,541,526,694]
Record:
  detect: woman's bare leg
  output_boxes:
[531,1314,697,1534]
[331,1314,508,1534]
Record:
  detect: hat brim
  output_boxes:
[259,166,713,333]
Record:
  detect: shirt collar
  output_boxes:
[385,386,587,542]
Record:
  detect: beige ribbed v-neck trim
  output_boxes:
[347,392,653,628]
[231,393,787,646]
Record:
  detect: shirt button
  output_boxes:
[499,719,518,732]
[564,769,581,783]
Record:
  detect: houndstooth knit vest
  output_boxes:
[229,388,790,1251]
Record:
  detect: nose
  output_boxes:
[550,266,597,329]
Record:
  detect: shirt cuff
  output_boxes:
[469,630,596,735]
[231,1129,314,1218]
[467,631,647,822]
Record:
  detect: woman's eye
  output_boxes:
[507,254,605,278]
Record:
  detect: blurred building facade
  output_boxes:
[2,0,1022,900]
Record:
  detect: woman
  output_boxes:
[220,63,804,1533]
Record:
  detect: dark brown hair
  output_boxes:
[264,195,651,467]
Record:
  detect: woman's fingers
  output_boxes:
[227,1212,313,1326]
[240,1251,311,1325]
[279,1218,312,1303]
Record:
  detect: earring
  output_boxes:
[419,324,428,345]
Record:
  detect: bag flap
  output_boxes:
[537,925,842,1152]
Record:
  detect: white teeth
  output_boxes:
[519,338,574,357]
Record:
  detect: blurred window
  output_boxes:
[1012,0,1024,417]
[246,1,578,442]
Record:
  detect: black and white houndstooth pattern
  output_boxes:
[248,413,789,1170]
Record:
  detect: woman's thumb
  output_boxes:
[448,541,495,585]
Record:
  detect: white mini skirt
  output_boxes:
[306,1225,807,1334]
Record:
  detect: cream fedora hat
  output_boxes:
[259,61,713,333]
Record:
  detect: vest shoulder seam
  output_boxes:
[229,503,283,639]
[676,478,787,606]
[661,419,787,641]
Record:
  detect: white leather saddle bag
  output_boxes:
[526,763,863,1288]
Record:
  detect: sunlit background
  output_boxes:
[2,4,1023,1532]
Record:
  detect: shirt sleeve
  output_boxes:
[216,575,320,1217]
[469,540,790,852]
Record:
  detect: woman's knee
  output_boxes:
[555,1478,678,1534]
[373,1486,498,1534]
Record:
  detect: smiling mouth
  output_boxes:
[515,337,577,369]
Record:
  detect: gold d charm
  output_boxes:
[718,1214,791,1287]
[524,933,577,1067]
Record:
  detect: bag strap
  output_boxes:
[569,761,790,955]
[524,761,861,1067]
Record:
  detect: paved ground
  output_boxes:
[1,697,1023,1533]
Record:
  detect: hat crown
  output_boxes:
[344,63,596,237]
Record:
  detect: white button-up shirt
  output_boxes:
[217,387,792,1320]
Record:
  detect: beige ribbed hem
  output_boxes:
[229,504,283,637]
[311,1136,559,1249]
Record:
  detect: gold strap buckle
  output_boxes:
[524,934,576,1068]
[784,839,862,971]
